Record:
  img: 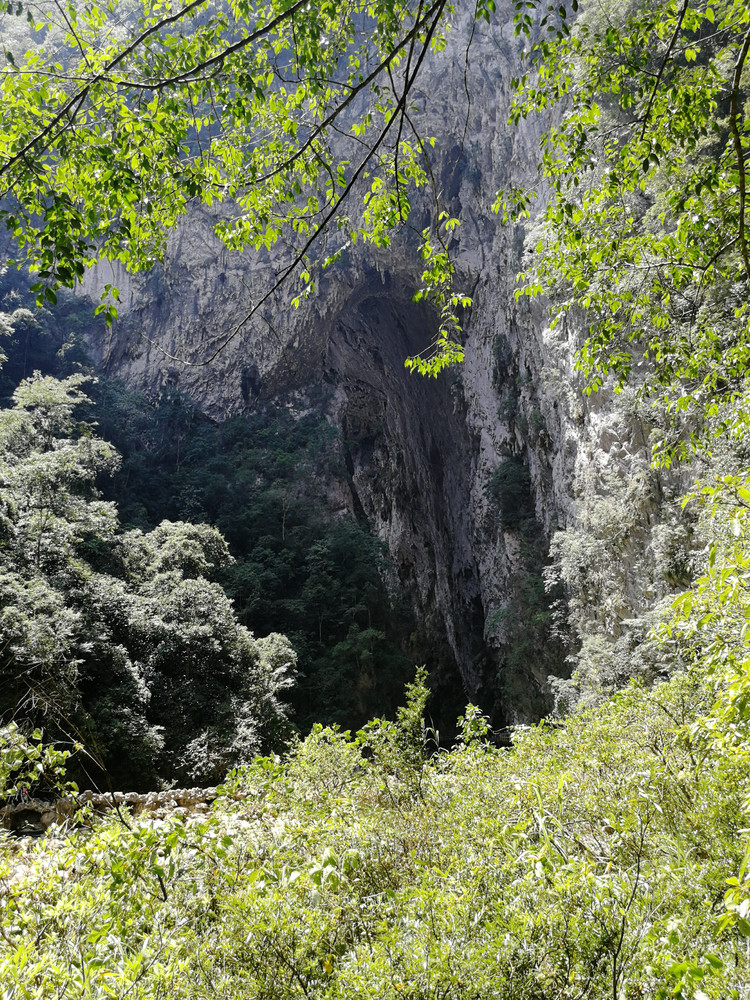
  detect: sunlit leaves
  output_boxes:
[0,0,463,349]
[503,0,750,451]
[404,215,469,375]
[3,661,750,997]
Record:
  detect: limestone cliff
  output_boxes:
[81,12,675,723]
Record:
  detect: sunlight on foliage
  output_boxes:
[1,665,750,999]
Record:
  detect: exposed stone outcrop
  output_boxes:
[1,787,228,834]
[79,12,661,722]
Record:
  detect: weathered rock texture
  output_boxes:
[1,787,223,834]
[80,10,662,722]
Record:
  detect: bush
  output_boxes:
[485,457,534,530]
[2,664,749,999]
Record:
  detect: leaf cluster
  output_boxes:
[0,0,474,361]
[2,656,750,999]
[500,0,750,458]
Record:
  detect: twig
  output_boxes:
[639,0,690,142]
[53,0,92,69]
[113,0,310,91]
[729,24,750,283]
[393,0,425,221]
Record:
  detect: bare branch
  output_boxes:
[729,24,750,283]
[639,0,689,142]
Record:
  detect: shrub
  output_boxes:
[485,457,534,530]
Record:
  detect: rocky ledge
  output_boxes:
[0,786,235,835]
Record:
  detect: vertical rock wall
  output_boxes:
[80,11,662,722]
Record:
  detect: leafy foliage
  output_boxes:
[2,664,750,999]
[502,0,750,461]
[0,268,100,400]
[545,457,696,712]
[0,313,296,788]
[485,456,534,530]
[0,0,474,364]
[0,723,71,801]
[94,381,417,734]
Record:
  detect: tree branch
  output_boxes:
[393,0,425,220]
[729,24,750,283]
[111,0,311,91]
[0,0,211,179]
[639,0,690,142]
[239,1,444,191]
[147,0,447,368]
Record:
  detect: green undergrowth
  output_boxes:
[2,666,749,1000]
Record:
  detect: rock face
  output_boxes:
[0,787,222,835]
[80,12,656,722]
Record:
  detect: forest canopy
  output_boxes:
[0,350,299,788]
[2,0,750,996]
[0,0,469,370]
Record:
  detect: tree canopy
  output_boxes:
[503,0,750,458]
[0,335,297,788]
[0,0,748,386]
[0,0,469,368]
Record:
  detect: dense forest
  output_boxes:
[2,0,750,996]
[0,269,419,787]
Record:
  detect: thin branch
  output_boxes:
[690,234,739,328]
[460,1,480,154]
[111,0,311,91]
[238,1,444,190]
[639,0,690,142]
[393,0,425,221]
[0,69,93,81]
[404,107,440,211]
[0,0,209,178]
[147,0,447,368]
[53,0,92,69]
[729,23,750,283]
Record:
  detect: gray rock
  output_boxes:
[77,11,672,722]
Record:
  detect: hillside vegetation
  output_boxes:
[2,0,750,994]
[2,659,750,999]
[0,272,419,787]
